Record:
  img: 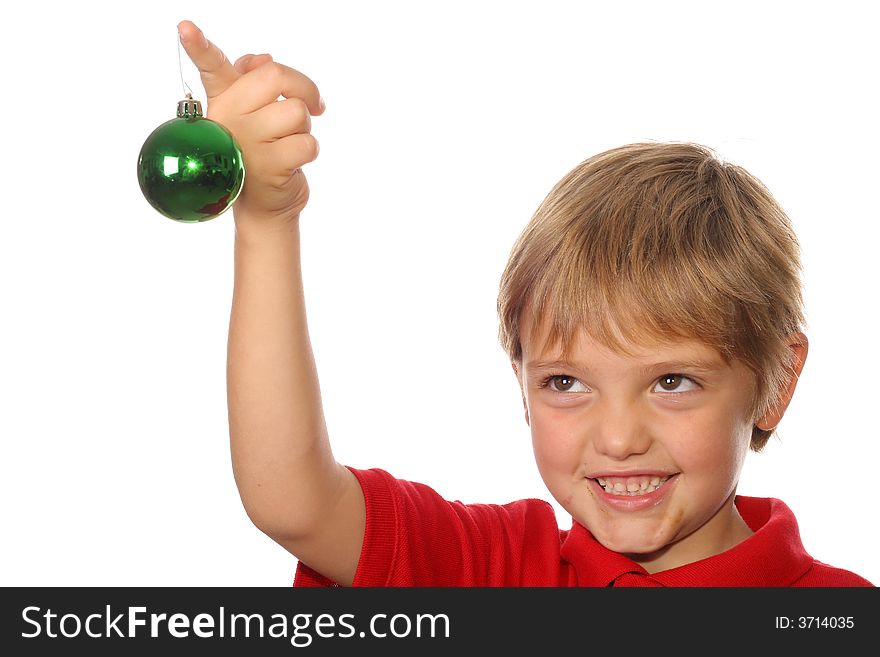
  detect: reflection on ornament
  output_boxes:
[137,95,245,223]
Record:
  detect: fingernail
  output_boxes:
[319,97,326,112]
[178,25,207,47]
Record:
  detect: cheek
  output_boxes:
[529,411,582,473]
[673,411,752,484]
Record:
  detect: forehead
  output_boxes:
[519,308,727,369]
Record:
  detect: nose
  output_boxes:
[590,398,652,460]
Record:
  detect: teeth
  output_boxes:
[595,475,670,496]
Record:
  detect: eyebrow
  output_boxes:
[525,358,726,376]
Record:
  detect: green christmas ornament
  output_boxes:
[137,94,245,223]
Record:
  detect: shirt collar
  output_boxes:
[560,496,814,586]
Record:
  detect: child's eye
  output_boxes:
[653,374,699,393]
[540,374,588,393]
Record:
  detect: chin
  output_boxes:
[587,517,675,556]
[597,534,669,556]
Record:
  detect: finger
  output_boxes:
[177,20,239,100]
[228,61,325,116]
[234,53,274,76]
[265,133,320,176]
[248,98,312,142]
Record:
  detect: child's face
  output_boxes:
[514,318,760,572]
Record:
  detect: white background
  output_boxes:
[1,0,877,586]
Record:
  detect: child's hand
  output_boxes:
[177,20,325,225]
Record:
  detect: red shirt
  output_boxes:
[293,467,873,587]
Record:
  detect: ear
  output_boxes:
[511,362,530,427]
[756,332,809,431]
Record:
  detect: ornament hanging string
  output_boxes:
[177,31,194,100]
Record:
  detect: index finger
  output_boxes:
[177,20,239,100]
[230,61,325,116]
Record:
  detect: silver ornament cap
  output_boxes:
[177,93,203,119]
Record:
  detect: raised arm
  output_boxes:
[179,20,365,586]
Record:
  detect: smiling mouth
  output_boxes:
[593,475,672,496]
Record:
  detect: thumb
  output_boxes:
[177,20,239,100]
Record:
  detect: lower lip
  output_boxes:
[588,475,678,512]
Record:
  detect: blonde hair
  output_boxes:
[497,142,805,451]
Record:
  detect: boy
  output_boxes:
[179,20,872,587]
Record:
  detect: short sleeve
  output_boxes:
[295,467,563,586]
